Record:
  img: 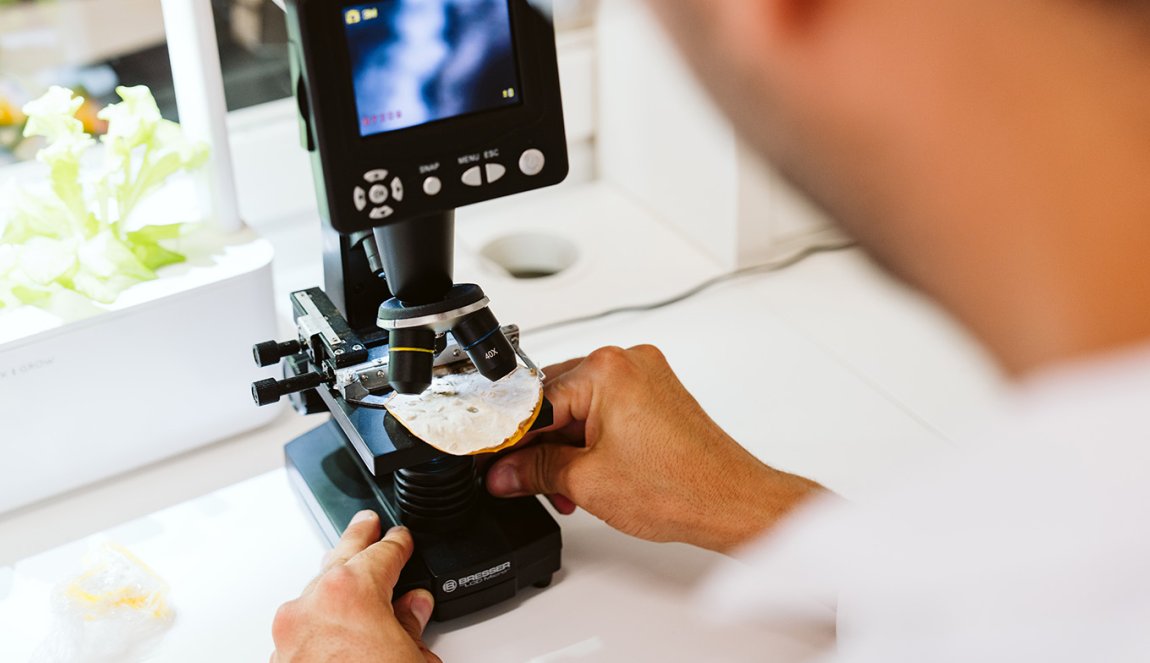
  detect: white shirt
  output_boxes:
[704,345,1150,662]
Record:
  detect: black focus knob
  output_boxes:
[251,372,324,406]
[252,339,303,367]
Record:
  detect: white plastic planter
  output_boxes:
[0,232,278,513]
[0,0,279,513]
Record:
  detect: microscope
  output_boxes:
[249,0,569,621]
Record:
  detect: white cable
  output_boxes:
[525,232,857,335]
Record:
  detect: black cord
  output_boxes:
[523,240,857,335]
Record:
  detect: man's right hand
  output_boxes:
[485,345,825,553]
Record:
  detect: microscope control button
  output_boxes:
[461,166,483,187]
[369,183,389,204]
[485,163,507,183]
[364,169,388,183]
[353,186,367,211]
[391,177,404,201]
[369,205,394,220]
[519,149,545,176]
[423,176,442,196]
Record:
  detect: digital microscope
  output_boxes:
[248,0,569,621]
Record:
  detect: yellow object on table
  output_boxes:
[33,542,175,663]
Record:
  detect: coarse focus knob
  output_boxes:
[251,372,324,406]
[252,339,303,367]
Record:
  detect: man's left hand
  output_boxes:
[271,511,441,662]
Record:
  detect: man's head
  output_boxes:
[647,0,1150,376]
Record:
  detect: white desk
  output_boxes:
[0,184,1007,661]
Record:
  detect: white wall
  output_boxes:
[596,0,840,270]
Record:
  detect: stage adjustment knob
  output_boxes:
[251,372,324,406]
[252,339,303,367]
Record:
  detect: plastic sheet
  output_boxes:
[32,542,175,663]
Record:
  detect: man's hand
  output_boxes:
[271,511,441,663]
[486,345,825,553]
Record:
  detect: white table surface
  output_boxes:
[0,184,1008,661]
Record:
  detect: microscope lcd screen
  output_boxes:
[342,0,522,137]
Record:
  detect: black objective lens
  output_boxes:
[388,328,436,394]
[451,307,517,382]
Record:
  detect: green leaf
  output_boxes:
[0,244,15,275]
[47,148,91,224]
[22,87,85,143]
[11,284,52,306]
[1,187,76,242]
[76,231,154,281]
[69,270,123,304]
[21,87,93,224]
[126,222,194,243]
[98,85,162,153]
[17,237,76,285]
[120,151,185,216]
[153,120,209,169]
[130,240,186,272]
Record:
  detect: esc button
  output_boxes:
[485,163,506,183]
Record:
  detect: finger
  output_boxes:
[322,510,381,573]
[478,426,582,481]
[546,493,578,515]
[511,421,588,456]
[511,358,590,443]
[393,589,435,641]
[539,363,599,434]
[545,420,587,446]
[348,525,416,595]
[541,356,585,385]
[486,443,583,498]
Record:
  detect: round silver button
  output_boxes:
[423,176,443,196]
[519,149,545,176]
[368,183,389,204]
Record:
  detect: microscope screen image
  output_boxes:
[343,0,522,137]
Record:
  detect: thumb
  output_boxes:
[486,443,582,498]
[394,588,434,638]
[393,589,441,663]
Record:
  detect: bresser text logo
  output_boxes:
[442,561,511,593]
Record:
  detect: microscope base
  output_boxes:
[285,421,562,621]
